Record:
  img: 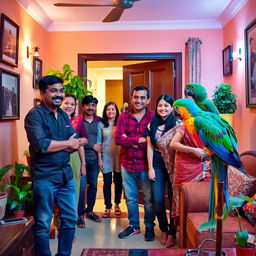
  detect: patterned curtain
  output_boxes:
[185,37,202,83]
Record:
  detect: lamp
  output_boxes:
[27,46,40,58]
[232,48,242,61]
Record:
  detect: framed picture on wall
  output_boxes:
[245,18,256,107]
[0,68,20,120]
[33,57,42,88]
[222,45,232,77]
[0,14,19,67]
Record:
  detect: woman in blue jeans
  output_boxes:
[146,94,178,247]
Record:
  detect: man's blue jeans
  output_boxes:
[77,175,87,216]
[33,179,77,256]
[121,166,155,229]
[85,159,99,213]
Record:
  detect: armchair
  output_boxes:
[179,150,256,248]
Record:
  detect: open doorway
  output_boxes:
[78,53,182,114]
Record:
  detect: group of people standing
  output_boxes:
[25,75,210,256]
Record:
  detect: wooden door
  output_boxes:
[123,60,176,205]
[123,60,176,110]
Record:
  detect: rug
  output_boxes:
[80,248,148,256]
[80,248,129,256]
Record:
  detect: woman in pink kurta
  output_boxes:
[170,124,210,218]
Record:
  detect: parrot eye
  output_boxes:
[173,106,181,119]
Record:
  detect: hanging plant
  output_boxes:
[46,64,92,100]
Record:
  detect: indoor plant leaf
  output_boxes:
[236,230,249,247]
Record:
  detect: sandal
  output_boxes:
[160,231,168,245]
[77,216,86,228]
[114,204,122,215]
[86,212,101,222]
[166,235,176,248]
[102,209,111,218]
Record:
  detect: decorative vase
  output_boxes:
[236,246,256,256]
[220,113,234,127]
[13,210,25,218]
[0,192,8,219]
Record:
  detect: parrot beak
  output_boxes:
[173,106,181,119]
[184,87,194,98]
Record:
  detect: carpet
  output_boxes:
[80,248,148,256]
[80,248,237,256]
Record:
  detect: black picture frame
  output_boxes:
[222,45,233,77]
[0,14,19,67]
[0,68,20,120]
[33,57,42,89]
[245,18,256,107]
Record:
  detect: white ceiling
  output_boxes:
[16,0,248,31]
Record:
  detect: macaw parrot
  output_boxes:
[173,98,245,223]
[185,83,219,115]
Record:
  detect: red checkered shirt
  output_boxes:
[114,109,154,173]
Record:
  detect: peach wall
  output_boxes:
[0,0,48,166]
[223,0,256,152]
[46,29,223,99]
[0,1,227,167]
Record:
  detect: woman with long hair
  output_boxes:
[97,101,123,217]
[146,94,178,247]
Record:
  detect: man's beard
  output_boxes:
[52,96,63,107]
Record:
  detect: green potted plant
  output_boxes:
[212,83,237,125]
[46,64,92,100]
[0,163,32,218]
[223,195,256,256]
[199,195,256,256]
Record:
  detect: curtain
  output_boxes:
[186,37,202,84]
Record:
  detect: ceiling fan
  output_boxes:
[54,0,140,23]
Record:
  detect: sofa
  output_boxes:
[179,150,256,248]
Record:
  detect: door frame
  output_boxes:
[78,53,182,99]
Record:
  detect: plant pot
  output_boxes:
[0,192,8,219]
[236,246,256,256]
[13,210,25,218]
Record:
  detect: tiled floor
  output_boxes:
[50,176,178,255]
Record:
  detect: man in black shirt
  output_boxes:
[25,75,82,256]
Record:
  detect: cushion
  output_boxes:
[228,166,256,216]
[228,166,256,197]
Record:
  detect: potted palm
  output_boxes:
[0,163,32,218]
[212,83,237,125]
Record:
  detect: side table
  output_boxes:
[0,216,34,256]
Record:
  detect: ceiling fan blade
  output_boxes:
[103,7,124,22]
[54,3,113,7]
